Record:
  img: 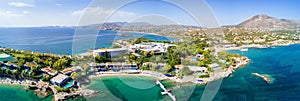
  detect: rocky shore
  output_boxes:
[198,56,250,84]
[252,73,272,83]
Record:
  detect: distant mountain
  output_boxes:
[236,14,297,31]
[80,22,202,33]
[79,14,300,32]
[280,19,300,29]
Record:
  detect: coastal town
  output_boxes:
[1,14,300,100]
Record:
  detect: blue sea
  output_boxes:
[0,27,177,55]
[1,27,300,100]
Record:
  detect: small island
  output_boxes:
[252,73,272,83]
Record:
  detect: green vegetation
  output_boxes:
[0,48,72,80]
[132,38,155,44]
[199,74,210,78]
[55,86,70,93]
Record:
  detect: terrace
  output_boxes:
[41,67,58,76]
[61,66,82,75]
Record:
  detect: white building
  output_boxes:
[93,48,128,58]
[132,42,176,53]
[188,66,208,73]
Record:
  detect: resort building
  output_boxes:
[3,63,18,69]
[93,48,128,58]
[50,74,75,88]
[61,66,82,75]
[131,42,176,53]
[209,63,222,71]
[41,67,58,76]
[188,66,208,73]
[91,63,138,72]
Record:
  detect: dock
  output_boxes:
[156,80,176,101]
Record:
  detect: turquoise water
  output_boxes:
[84,44,300,101]
[0,56,16,62]
[0,84,53,101]
[85,76,170,101]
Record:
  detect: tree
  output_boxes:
[43,74,51,81]
[95,54,111,63]
[5,69,11,75]
[21,70,27,77]
[150,63,158,71]
[166,47,181,68]
[70,72,80,80]
[198,61,205,67]
[137,56,148,67]
[163,64,172,73]
[181,67,193,76]
[177,71,183,79]
[140,66,150,70]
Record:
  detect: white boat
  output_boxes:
[240,48,248,52]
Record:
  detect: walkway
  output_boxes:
[156,80,176,101]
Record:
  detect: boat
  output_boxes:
[240,48,248,52]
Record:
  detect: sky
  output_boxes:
[0,0,299,27]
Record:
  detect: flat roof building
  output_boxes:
[93,48,128,58]
[50,74,72,87]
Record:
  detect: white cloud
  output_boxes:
[0,10,23,17]
[8,2,35,7]
[55,4,62,6]
[72,7,137,26]
[22,10,31,14]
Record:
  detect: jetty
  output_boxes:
[156,80,176,101]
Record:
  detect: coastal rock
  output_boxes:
[80,89,101,98]
[252,73,272,83]
[34,89,50,98]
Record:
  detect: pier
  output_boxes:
[156,80,176,101]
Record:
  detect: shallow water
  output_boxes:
[0,84,53,101]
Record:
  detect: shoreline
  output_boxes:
[88,71,172,81]
[0,77,33,86]
[220,41,300,51]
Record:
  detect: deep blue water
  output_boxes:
[0,27,176,55]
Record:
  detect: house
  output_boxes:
[50,74,73,87]
[188,66,208,73]
[3,63,18,69]
[196,54,204,60]
[133,42,176,53]
[209,63,222,71]
[61,66,82,75]
[41,67,58,76]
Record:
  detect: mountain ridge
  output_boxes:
[235,14,300,31]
